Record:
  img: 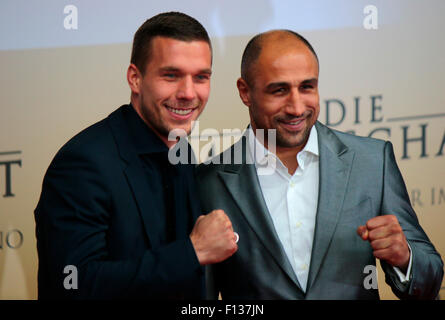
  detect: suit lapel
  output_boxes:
[178,164,201,238]
[107,106,162,248]
[218,137,302,290]
[307,122,355,290]
[123,162,162,248]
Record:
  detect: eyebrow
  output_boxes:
[265,82,289,91]
[301,78,318,85]
[265,78,318,90]
[159,66,212,75]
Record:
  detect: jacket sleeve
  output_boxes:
[380,141,443,300]
[34,146,203,299]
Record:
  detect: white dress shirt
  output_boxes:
[248,125,319,292]
[247,126,411,293]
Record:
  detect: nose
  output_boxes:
[176,76,196,100]
[285,88,306,116]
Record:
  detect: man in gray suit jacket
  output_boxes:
[196,30,443,299]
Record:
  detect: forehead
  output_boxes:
[146,36,212,70]
[253,40,318,86]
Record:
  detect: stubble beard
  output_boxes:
[139,97,170,138]
[259,110,315,150]
[275,120,312,149]
[139,93,201,139]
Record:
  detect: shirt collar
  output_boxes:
[248,124,319,169]
[303,125,319,157]
[297,125,319,171]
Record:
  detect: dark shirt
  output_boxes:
[123,105,194,245]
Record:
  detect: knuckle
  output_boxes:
[219,212,229,222]
[390,224,398,234]
[395,238,405,249]
[366,220,373,229]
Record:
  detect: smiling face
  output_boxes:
[238,33,320,154]
[128,36,212,146]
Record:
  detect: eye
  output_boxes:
[195,74,210,82]
[163,73,177,79]
[272,87,287,95]
[301,84,315,91]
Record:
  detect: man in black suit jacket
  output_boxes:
[34,12,238,299]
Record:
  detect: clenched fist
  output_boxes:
[357,215,410,271]
[190,209,238,265]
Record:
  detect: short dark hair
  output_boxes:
[241,30,319,86]
[131,12,212,75]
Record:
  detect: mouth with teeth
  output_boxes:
[279,118,306,131]
[287,120,303,125]
[165,104,197,119]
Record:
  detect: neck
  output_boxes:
[130,97,177,149]
[251,125,305,175]
[276,146,301,175]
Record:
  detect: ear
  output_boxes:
[127,63,142,95]
[236,77,252,108]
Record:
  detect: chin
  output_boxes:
[277,132,308,148]
[170,124,192,136]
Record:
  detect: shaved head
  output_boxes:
[241,30,319,87]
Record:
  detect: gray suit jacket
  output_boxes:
[196,121,443,300]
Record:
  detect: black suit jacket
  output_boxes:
[35,104,204,299]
